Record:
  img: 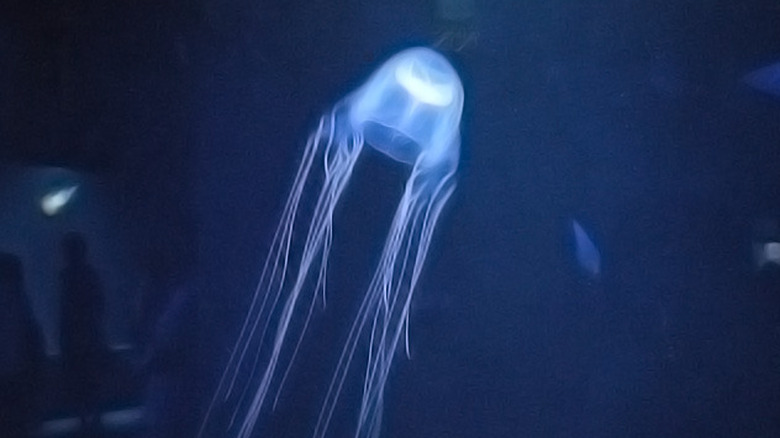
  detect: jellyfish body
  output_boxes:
[200,47,464,438]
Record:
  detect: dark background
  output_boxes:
[1,0,779,436]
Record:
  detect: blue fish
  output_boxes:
[744,61,780,98]
[572,219,601,279]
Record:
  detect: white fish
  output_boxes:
[744,61,780,98]
[572,219,601,279]
[41,185,78,216]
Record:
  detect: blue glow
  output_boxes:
[201,47,464,438]
[572,219,601,279]
[744,61,780,98]
[41,185,79,216]
[349,47,463,166]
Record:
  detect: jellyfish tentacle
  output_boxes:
[202,47,463,438]
[229,117,323,395]
[198,115,326,438]
[356,164,456,436]
[200,109,363,438]
[312,156,456,438]
[227,114,336,421]
[226,124,325,425]
[235,124,362,438]
[273,133,364,410]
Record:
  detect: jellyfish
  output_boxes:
[199,47,464,438]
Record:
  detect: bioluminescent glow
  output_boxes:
[755,241,780,269]
[200,47,464,438]
[752,218,780,270]
[41,185,78,216]
[572,219,601,279]
[744,61,780,98]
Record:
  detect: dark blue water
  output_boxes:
[196,2,780,437]
[2,1,779,437]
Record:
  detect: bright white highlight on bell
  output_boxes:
[41,185,78,216]
[395,61,455,106]
[200,47,464,438]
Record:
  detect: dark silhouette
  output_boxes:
[58,232,107,433]
[0,252,44,438]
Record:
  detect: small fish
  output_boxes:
[572,219,601,279]
[41,185,78,216]
[743,61,780,98]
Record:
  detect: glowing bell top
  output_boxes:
[347,47,464,168]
